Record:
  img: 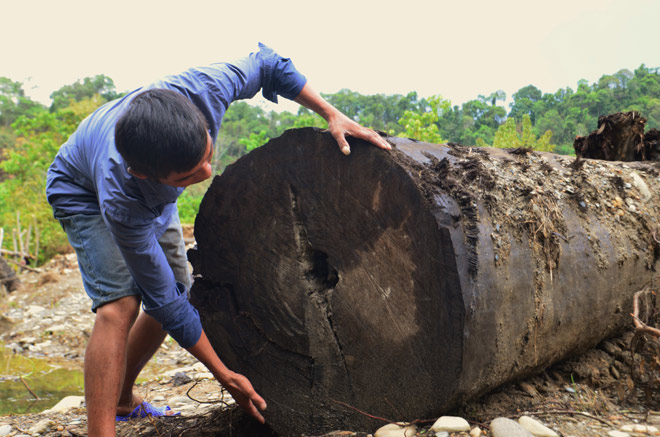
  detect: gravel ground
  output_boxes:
[1,252,660,436]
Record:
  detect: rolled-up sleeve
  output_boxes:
[102,209,202,348]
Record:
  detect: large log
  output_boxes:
[189,128,660,436]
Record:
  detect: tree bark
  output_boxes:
[573,111,659,161]
[190,128,660,436]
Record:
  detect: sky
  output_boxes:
[3,0,660,113]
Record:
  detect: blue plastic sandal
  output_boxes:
[116,401,180,422]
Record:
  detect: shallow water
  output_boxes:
[0,345,83,415]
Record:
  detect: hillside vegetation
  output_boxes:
[1,65,659,264]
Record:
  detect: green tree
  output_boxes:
[50,74,120,111]
[0,96,104,260]
[397,95,449,143]
[509,85,543,124]
[0,77,44,127]
[483,115,554,152]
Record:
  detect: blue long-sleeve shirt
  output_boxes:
[46,43,307,348]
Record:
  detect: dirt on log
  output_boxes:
[190,128,660,436]
[574,111,660,161]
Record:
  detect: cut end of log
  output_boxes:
[190,128,464,435]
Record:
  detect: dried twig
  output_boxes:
[631,287,660,337]
[145,410,163,437]
[330,399,393,424]
[523,409,613,426]
[33,216,40,268]
[19,376,39,400]
[186,381,230,406]
[5,258,41,273]
[16,212,23,262]
[0,248,35,259]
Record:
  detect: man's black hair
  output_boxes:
[115,89,209,180]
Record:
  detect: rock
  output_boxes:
[0,424,12,436]
[430,416,470,432]
[42,395,85,413]
[631,171,652,200]
[192,362,209,372]
[6,342,22,353]
[434,432,449,437]
[27,305,45,316]
[168,396,194,405]
[373,423,416,437]
[621,424,657,433]
[27,418,54,434]
[163,366,194,377]
[518,416,559,436]
[194,372,214,380]
[490,417,534,437]
[608,431,630,437]
[637,424,652,433]
[46,324,69,333]
[171,372,193,386]
[470,427,482,437]
[34,340,52,349]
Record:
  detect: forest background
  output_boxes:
[1,64,660,265]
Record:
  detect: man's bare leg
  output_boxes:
[85,295,140,437]
[116,311,170,415]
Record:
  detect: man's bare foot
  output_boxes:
[116,393,144,416]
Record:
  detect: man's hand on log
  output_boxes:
[326,111,392,155]
[223,371,268,424]
[294,83,392,155]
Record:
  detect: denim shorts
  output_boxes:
[55,210,191,312]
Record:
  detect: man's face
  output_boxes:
[159,132,214,188]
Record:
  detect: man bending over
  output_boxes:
[46,43,390,436]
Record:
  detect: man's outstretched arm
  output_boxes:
[187,329,267,423]
[294,83,392,155]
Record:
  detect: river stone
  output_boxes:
[470,427,482,437]
[608,431,630,437]
[430,416,470,432]
[192,362,209,372]
[631,171,652,200]
[28,419,54,434]
[374,423,417,437]
[27,305,45,315]
[168,396,194,405]
[194,372,214,380]
[490,418,534,437]
[164,366,194,377]
[0,425,12,436]
[43,395,85,413]
[171,372,192,386]
[518,415,559,436]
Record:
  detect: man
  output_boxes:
[46,43,390,436]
